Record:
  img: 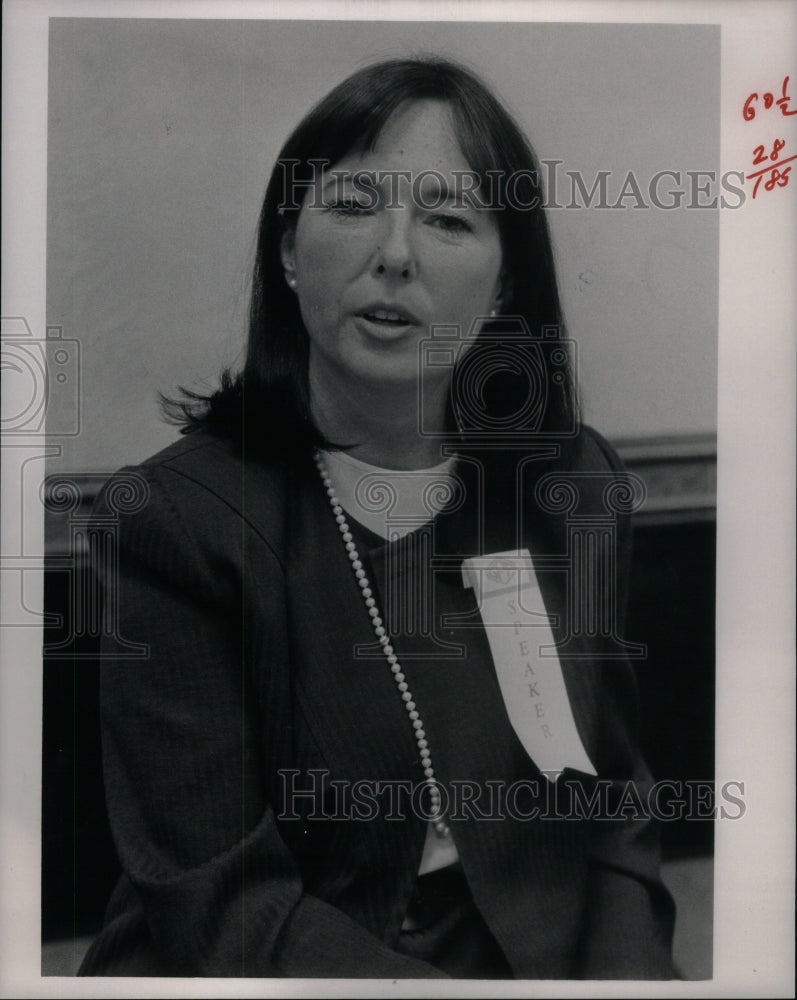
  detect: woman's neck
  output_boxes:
[309,359,451,470]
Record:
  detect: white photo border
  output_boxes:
[2,1,795,997]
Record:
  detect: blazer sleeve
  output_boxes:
[81,461,447,979]
[575,430,677,979]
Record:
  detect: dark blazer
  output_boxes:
[79,425,675,979]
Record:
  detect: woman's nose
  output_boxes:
[372,212,417,282]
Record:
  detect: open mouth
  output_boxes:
[356,305,420,328]
[360,310,413,326]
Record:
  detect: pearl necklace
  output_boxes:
[315,451,451,838]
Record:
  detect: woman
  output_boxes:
[80,57,675,979]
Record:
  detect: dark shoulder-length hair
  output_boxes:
[163,56,579,460]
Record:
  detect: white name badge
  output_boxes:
[461,550,597,781]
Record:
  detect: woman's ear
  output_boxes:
[492,268,513,313]
[280,227,298,290]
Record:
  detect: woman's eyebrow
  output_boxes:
[415,174,488,210]
[415,175,452,201]
[318,169,478,209]
[321,171,357,195]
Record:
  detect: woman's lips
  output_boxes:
[353,304,423,339]
[356,302,422,324]
[353,314,417,339]
[363,307,410,323]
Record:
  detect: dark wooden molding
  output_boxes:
[42,433,717,555]
[43,472,114,560]
[613,433,717,526]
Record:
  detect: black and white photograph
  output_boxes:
[1,2,794,996]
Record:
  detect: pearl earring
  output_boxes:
[286,274,297,289]
[489,308,497,318]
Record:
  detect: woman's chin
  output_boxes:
[321,337,434,386]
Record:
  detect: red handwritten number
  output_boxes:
[753,166,792,199]
[743,75,797,119]
[743,75,795,198]
[766,168,791,191]
[778,76,797,117]
[751,139,786,166]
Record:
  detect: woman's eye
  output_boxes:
[329,199,373,217]
[428,213,473,234]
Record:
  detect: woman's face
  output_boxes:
[281,100,504,390]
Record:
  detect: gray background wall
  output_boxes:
[47,18,719,474]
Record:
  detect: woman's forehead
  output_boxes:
[333,99,470,175]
